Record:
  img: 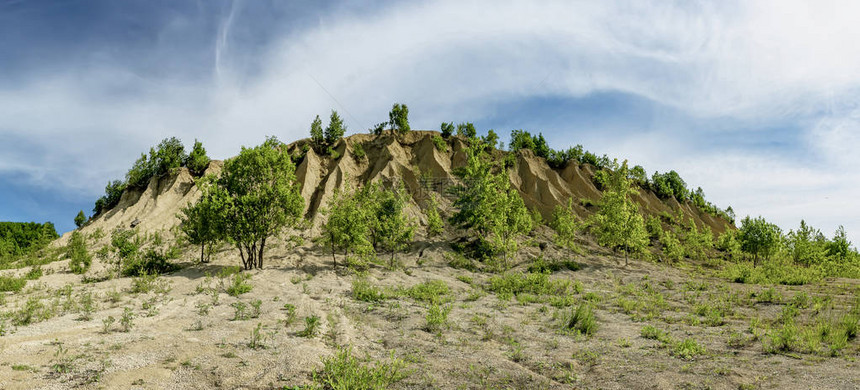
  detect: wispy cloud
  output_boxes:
[1,0,859,242]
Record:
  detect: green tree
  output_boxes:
[186,139,210,176]
[786,220,826,266]
[310,115,324,147]
[827,225,852,261]
[93,180,127,215]
[325,110,346,146]
[456,122,476,138]
[551,198,579,252]
[588,160,649,266]
[214,137,305,269]
[150,137,187,177]
[482,129,499,149]
[126,153,153,189]
[388,103,410,135]
[67,231,92,274]
[179,176,225,263]
[320,183,370,268]
[440,122,455,138]
[424,193,444,238]
[369,183,415,267]
[738,216,781,267]
[74,210,86,228]
[450,144,532,267]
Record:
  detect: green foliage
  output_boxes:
[566,303,598,336]
[425,304,452,333]
[440,122,454,138]
[651,170,688,201]
[482,129,499,149]
[431,134,447,153]
[401,280,451,304]
[827,225,852,261]
[312,346,409,390]
[206,137,304,269]
[591,170,609,191]
[0,221,58,259]
[388,103,410,135]
[659,230,684,263]
[0,275,26,292]
[310,114,325,148]
[683,220,714,261]
[786,220,826,266]
[450,144,532,267]
[717,230,742,259]
[325,110,346,146]
[299,315,321,338]
[74,210,86,228]
[551,199,579,250]
[185,139,210,176]
[456,122,476,138]
[226,273,253,296]
[67,231,92,274]
[509,129,550,158]
[352,278,386,302]
[486,272,568,299]
[365,183,416,267]
[93,179,127,215]
[588,160,649,265]
[351,142,366,160]
[738,216,782,267]
[320,183,372,268]
[424,194,444,238]
[673,338,706,359]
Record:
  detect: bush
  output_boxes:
[122,248,176,277]
[440,122,455,138]
[352,278,386,302]
[673,338,706,359]
[425,303,452,333]
[312,346,409,389]
[226,273,253,296]
[456,122,476,138]
[401,280,450,304]
[388,103,410,134]
[93,180,126,215]
[67,231,92,274]
[351,142,366,160]
[432,134,447,153]
[74,210,86,228]
[185,139,210,176]
[591,170,609,191]
[0,275,26,292]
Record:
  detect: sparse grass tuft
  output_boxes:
[352,278,386,302]
[565,303,598,336]
[312,346,409,389]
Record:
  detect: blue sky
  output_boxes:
[1,0,859,246]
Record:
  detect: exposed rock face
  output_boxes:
[66,131,731,243]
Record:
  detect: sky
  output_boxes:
[1,0,858,246]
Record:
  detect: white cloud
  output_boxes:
[2,0,860,243]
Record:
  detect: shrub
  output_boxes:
[351,142,366,160]
[456,122,476,138]
[432,134,447,153]
[352,278,386,302]
[567,304,598,336]
[312,346,409,389]
[0,275,26,292]
[673,338,706,359]
[185,139,210,176]
[299,315,321,338]
[401,280,450,304]
[425,303,452,333]
[226,273,253,296]
[67,231,92,274]
[440,122,455,138]
[388,103,410,134]
[591,170,609,191]
[122,248,176,277]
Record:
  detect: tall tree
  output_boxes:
[388,103,410,135]
[214,137,304,269]
[179,176,225,263]
[369,183,415,267]
[738,215,781,267]
[325,110,346,146]
[551,199,579,252]
[310,115,324,147]
[786,220,826,266]
[320,183,370,268]
[589,160,649,266]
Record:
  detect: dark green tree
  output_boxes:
[186,139,211,176]
[456,122,476,138]
[827,225,852,261]
[74,210,86,228]
[320,183,371,268]
[310,115,324,147]
[440,122,455,138]
[325,110,346,146]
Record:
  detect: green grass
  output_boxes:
[486,271,570,301]
[226,273,252,296]
[312,346,409,390]
[425,304,452,333]
[399,280,450,304]
[566,303,598,336]
[0,275,26,292]
[672,338,706,360]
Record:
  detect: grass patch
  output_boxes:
[312,346,409,389]
[352,278,386,303]
[565,303,598,336]
[0,275,26,292]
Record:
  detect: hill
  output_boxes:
[0,131,857,390]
